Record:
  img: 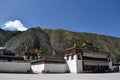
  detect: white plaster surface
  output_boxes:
[32,63,66,73]
[31,64,45,73]
[67,55,83,73]
[76,60,83,72]
[0,73,120,80]
[45,63,66,73]
[67,60,77,73]
[109,62,113,70]
[0,62,31,72]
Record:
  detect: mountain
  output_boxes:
[44,29,120,58]
[5,27,52,53]
[0,28,14,46]
[0,27,120,58]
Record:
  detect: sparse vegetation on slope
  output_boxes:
[0,27,120,58]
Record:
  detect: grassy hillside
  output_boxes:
[0,27,120,58]
[5,27,52,53]
[0,28,14,46]
[44,29,120,58]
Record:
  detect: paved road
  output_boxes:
[0,72,120,80]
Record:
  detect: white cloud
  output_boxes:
[2,20,28,31]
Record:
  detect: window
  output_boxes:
[32,56,35,59]
[71,55,74,60]
[78,55,81,60]
[67,56,69,60]
[27,56,30,59]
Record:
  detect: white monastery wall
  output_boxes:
[31,64,45,73]
[31,63,66,73]
[45,63,66,73]
[109,62,113,71]
[76,60,83,72]
[67,56,77,73]
[0,62,31,72]
[66,55,83,73]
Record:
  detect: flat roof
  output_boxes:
[0,55,24,60]
[31,57,65,64]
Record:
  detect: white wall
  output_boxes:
[31,64,45,73]
[31,63,66,73]
[67,60,77,73]
[67,60,83,73]
[109,62,113,71]
[45,63,66,73]
[76,60,83,73]
[0,62,31,73]
[66,55,83,73]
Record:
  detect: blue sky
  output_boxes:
[0,0,120,37]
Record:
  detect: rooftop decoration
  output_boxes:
[65,43,81,51]
[65,42,100,52]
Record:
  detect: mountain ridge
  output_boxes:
[0,27,120,58]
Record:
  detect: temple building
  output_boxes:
[0,42,119,73]
[31,42,118,73]
[20,48,66,73]
[19,48,43,61]
[0,47,31,73]
[31,57,66,73]
[0,47,24,62]
[64,43,113,73]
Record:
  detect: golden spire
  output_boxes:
[35,48,38,53]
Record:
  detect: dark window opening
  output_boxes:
[83,56,108,61]
[67,56,69,60]
[71,55,74,60]
[78,55,81,60]
[27,56,30,59]
[8,59,12,62]
[32,56,35,59]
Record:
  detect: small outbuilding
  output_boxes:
[31,57,67,73]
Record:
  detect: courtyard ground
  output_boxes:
[0,72,120,80]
